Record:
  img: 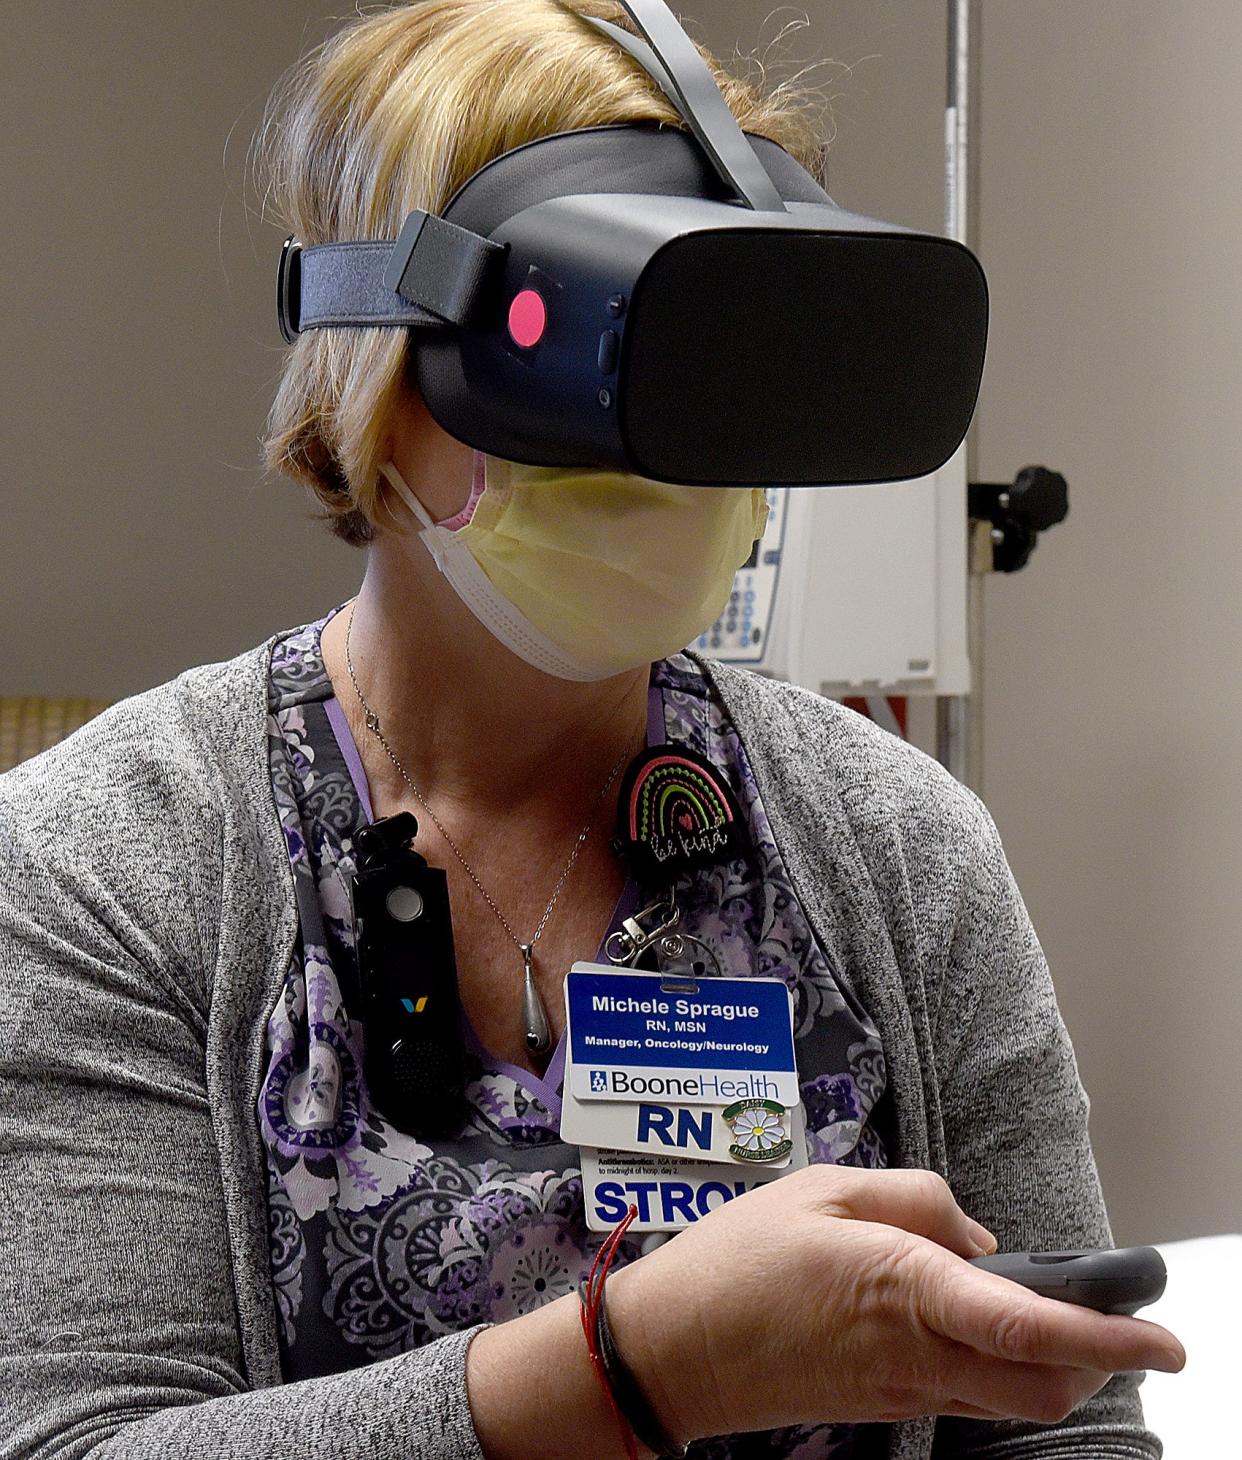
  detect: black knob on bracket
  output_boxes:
[969,466,1070,574]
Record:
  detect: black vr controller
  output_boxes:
[969,1247,1168,1316]
[278,0,988,489]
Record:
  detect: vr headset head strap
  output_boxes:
[278,0,789,341]
[580,2,787,214]
[279,211,505,341]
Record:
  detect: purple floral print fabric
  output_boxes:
[259,610,890,1456]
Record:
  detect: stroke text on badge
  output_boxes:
[591,1175,751,1226]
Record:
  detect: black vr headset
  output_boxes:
[277,0,988,487]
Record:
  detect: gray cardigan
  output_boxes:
[0,634,1158,1459]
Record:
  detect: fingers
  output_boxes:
[806,1167,997,1259]
[922,1253,1186,1376]
[940,1351,1114,1425]
[874,1323,1116,1424]
[805,1170,1187,1374]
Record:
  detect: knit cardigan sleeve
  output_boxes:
[697,657,1164,1460]
[919,787,1162,1459]
[0,680,487,1460]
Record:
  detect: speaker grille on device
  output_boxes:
[386,1038,458,1104]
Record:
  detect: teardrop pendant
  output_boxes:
[520,942,552,1056]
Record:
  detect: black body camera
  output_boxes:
[350,813,467,1139]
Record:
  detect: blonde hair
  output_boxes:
[255,0,830,544]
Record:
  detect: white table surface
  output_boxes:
[1138,1234,1242,1456]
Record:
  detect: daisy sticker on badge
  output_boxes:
[723,1099,794,1163]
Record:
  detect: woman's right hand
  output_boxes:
[603,1165,1185,1446]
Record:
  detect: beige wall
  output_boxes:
[4,3,1237,1241]
[975,1,1242,1243]
[1,1,358,699]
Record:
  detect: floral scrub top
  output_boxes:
[260,609,892,1458]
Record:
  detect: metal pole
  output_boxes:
[937,0,984,790]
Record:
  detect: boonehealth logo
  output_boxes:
[589,1070,780,1100]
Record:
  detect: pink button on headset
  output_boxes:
[507,288,547,348]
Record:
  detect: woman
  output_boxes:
[0,3,1182,1458]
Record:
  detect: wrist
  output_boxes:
[603,1258,708,1452]
[467,1291,658,1460]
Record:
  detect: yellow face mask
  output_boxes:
[380,454,769,681]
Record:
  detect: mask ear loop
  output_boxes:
[376,459,603,680]
[378,459,438,533]
[435,449,487,531]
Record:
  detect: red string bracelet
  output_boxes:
[580,1205,640,1460]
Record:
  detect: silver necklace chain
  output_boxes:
[344,601,628,969]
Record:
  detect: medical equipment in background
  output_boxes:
[969,466,1070,574]
[699,463,1069,694]
[278,0,988,489]
[703,3,1068,789]
[697,471,970,693]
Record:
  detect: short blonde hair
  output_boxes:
[255,0,829,544]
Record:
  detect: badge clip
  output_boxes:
[604,892,680,965]
[650,929,722,987]
[604,894,722,989]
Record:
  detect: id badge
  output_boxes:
[579,1106,808,1232]
[564,963,799,1107]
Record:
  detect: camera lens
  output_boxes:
[385,885,425,922]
